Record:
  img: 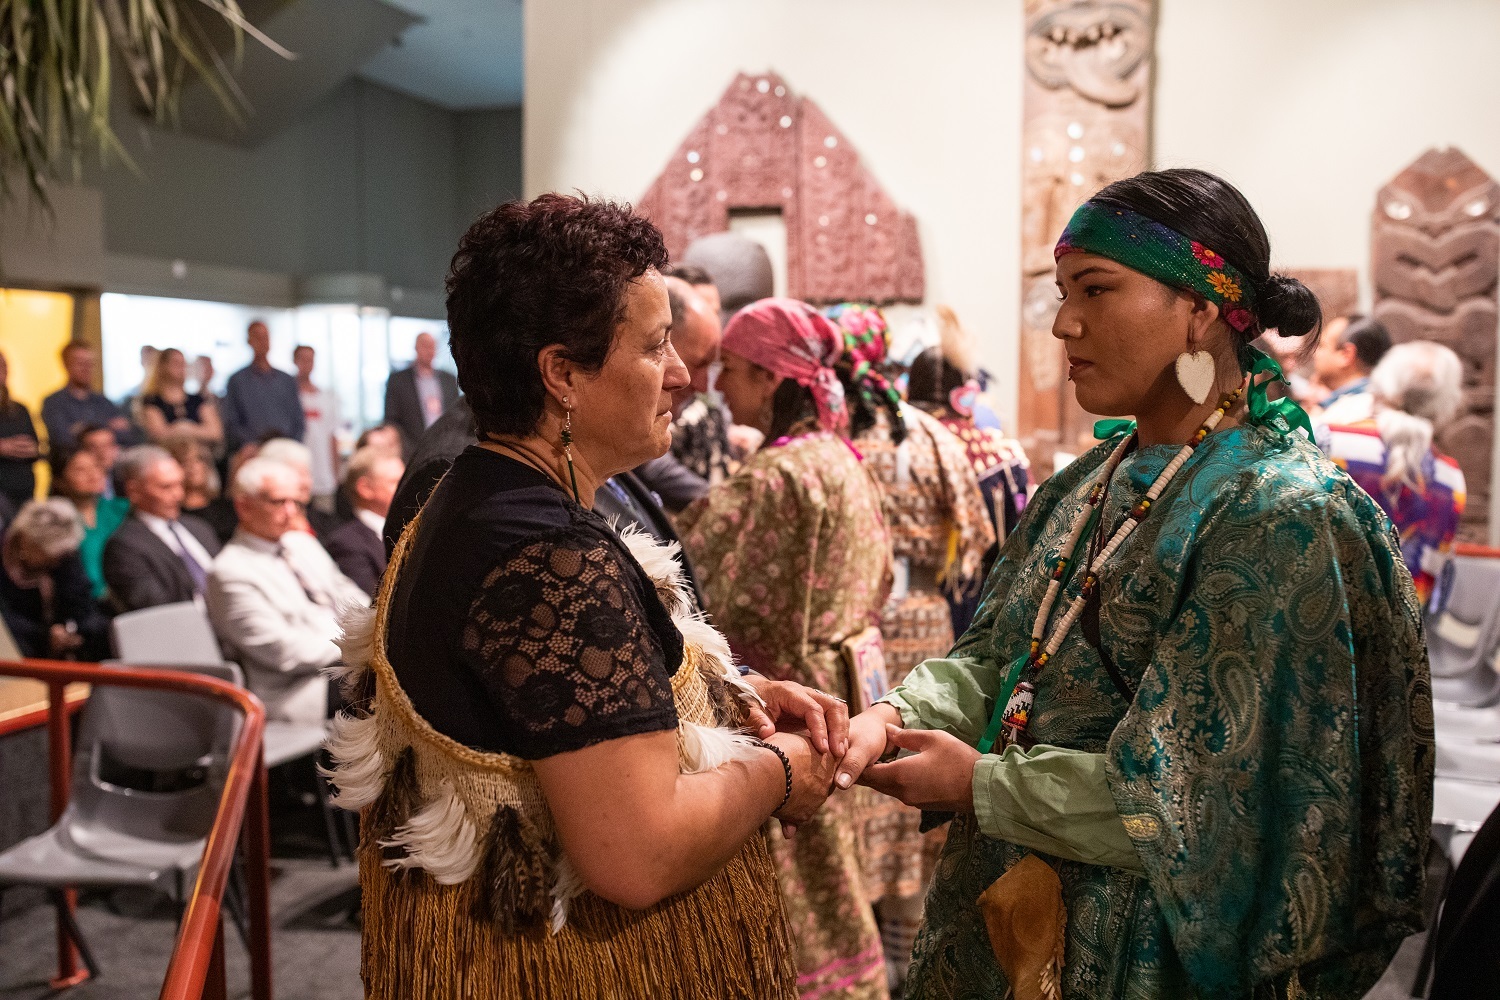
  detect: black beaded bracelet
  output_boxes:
[755,739,793,812]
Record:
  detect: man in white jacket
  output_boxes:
[207,456,368,725]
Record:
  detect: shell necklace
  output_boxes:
[976,377,1249,753]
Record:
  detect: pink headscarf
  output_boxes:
[721,297,848,433]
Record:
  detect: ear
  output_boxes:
[536,345,578,410]
[1185,293,1222,350]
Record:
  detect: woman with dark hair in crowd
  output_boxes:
[826,302,994,990]
[139,347,224,450]
[49,446,129,599]
[907,306,1032,635]
[0,351,40,511]
[680,297,895,1000]
[835,169,1432,998]
[323,194,847,1000]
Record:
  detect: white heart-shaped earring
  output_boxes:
[1175,351,1216,405]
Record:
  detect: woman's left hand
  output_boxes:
[743,675,850,758]
[858,725,980,813]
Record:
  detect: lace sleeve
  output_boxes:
[460,530,680,759]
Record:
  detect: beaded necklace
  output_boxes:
[976,377,1249,753]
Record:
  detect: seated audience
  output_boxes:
[1311,314,1392,425]
[41,341,138,448]
[164,435,238,544]
[356,423,403,458]
[0,351,39,510]
[206,458,367,724]
[0,499,109,660]
[258,437,341,539]
[77,423,122,499]
[325,447,403,596]
[1323,340,1466,610]
[102,446,221,613]
[139,347,224,450]
[50,447,130,599]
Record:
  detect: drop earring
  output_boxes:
[1175,348,1216,405]
[560,397,580,502]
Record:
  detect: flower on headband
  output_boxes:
[1206,272,1242,302]
[1191,242,1225,268]
[1224,307,1255,332]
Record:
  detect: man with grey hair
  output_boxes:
[207,457,367,723]
[103,444,222,613]
[325,447,404,596]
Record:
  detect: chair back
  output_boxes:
[1428,555,1500,707]
[60,669,240,858]
[111,602,224,666]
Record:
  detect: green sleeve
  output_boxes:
[972,743,1144,875]
[880,656,1000,746]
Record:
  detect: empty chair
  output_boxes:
[111,601,350,865]
[0,673,241,978]
[1429,555,1500,707]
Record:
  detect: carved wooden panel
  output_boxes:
[1284,268,1359,328]
[1017,0,1156,477]
[1372,147,1500,541]
[636,72,923,305]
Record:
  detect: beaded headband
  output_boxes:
[1054,201,1259,334]
[825,303,903,410]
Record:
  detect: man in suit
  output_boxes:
[383,332,459,458]
[103,446,222,613]
[207,457,368,724]
[326,447,404,596]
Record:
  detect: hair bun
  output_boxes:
[1256,273,1322,339]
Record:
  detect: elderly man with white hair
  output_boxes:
[206,457,368,724]
[1322,339,1468,610]
[257,436,340,540]
[103,444,221,612]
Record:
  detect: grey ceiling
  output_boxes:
[359,0,525,110]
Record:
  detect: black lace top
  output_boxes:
[385,447,681,759]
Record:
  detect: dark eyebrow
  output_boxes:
[1066,265,1116,281]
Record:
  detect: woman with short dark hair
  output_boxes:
[838,169,1432,998]
[327,194,842,999]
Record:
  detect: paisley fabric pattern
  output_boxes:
[895,423,1433,1000]
[680,430,894,1000]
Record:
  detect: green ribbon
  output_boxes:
[1244,346,1314,438]
[1092,418,1137,440]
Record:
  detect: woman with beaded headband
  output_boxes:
[833,169,1433,999]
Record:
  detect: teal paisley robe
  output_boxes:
[884,423,1433,999]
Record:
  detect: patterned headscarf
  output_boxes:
[825,303,903,409]
[721,298,848,432]
[1055,201,1259,333]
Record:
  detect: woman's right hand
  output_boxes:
[766,732,837,826]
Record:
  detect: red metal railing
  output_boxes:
[0,660,272,1000]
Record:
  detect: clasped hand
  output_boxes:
[744,678,979,827]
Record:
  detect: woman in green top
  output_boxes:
[50,446,129,599]
[836,169,1433,999]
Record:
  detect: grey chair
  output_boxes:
[0,669,242,978]
[1429,556,1500,708]
[111,603,351,866]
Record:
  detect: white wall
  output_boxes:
[527,0,1500,430]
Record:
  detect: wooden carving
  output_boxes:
[1017,0,1156,477]
[1284,268,1359,328]
[1372,148,1500,542]
[636,72,923,305]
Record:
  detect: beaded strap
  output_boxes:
[986,379,1249,750]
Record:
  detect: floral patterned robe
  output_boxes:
[854,406,993,905]
[681,430,894,1000]
[887,424,1433,999]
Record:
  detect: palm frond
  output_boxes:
[0,0,278,210]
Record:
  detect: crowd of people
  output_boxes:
[0,327,462,733]
[316,177,1450,1000]
[0,172,1467,998]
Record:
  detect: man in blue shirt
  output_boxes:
[41,341,139,448]
[222,321,304,451]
